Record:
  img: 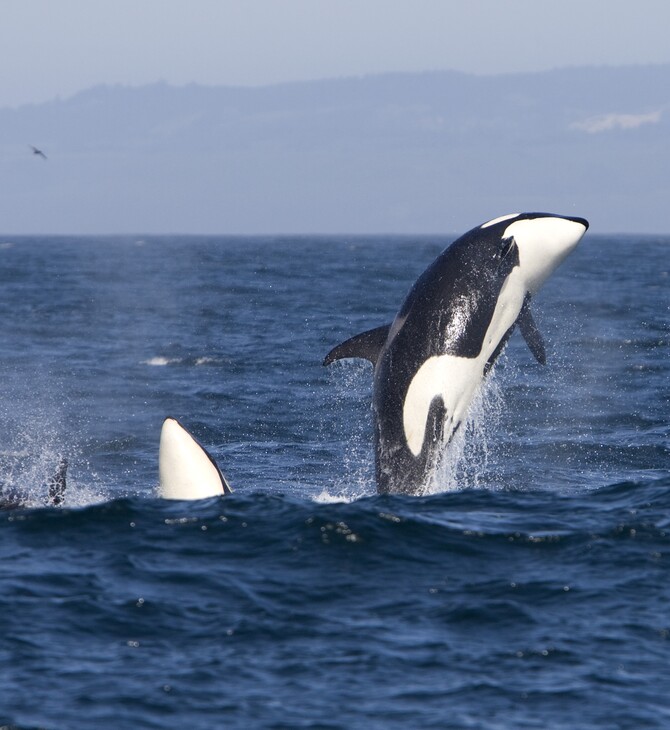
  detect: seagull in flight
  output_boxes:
[30,145,47,160]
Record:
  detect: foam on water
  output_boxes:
[312,488,358,504]
[142,355,227,367]
[143,356,175,366]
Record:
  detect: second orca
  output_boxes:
[0,458,68,510]
[158,417,232,500]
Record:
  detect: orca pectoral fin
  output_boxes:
[158,418,233,500]
[517,298,546,365]
[47,458,67,506]
[323,324,391,366]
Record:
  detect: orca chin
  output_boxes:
[0,457,68,510]
[325,211,589,495]
[158,417,232,500]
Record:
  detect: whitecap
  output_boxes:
[312,489,357,504]
[142,356,178,366]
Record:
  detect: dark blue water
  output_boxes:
[0,234,668,728]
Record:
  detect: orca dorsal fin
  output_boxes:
[323,324,391,367]
[517,297,546,365]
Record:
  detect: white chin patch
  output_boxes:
[502,216,587,292]
[158,418,225,500]
[403,354,483,457]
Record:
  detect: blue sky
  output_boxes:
[2,0,670,108]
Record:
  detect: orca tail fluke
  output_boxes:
[158,417,233,501]
[47,457,68,506]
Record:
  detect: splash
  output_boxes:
[0,390,110,509]
[323,360,376,501]
[312,489,358,504]
[324,359,507,499]
[423,367,506,494]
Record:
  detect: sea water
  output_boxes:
[0,234,668,728]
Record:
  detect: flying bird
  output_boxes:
[29,145,47,160]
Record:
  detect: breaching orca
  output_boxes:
[0,457,68,510]
[158,417,232,500]
[324,213,589,495]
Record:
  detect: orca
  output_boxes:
[0,457,68,510]
[324,212,589,495]
[158,417,232,500]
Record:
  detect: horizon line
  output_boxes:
[3,61,670,111]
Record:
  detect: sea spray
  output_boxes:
[323,359,376,500]
[424,365,506,494]
[324,358,507,499]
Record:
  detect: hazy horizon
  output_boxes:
[2,2,669,235]
[5,60,670,111]
[2,66,669,235]
[2,0,670,108]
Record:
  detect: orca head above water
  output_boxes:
[158,417,232,501]
[480,213,589,294]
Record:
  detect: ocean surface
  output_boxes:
[0,233,668,729]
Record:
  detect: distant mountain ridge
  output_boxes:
[1,65,669,233]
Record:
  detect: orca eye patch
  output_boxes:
[499,236,516,260]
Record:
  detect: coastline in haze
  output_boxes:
[1,65,669,235]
